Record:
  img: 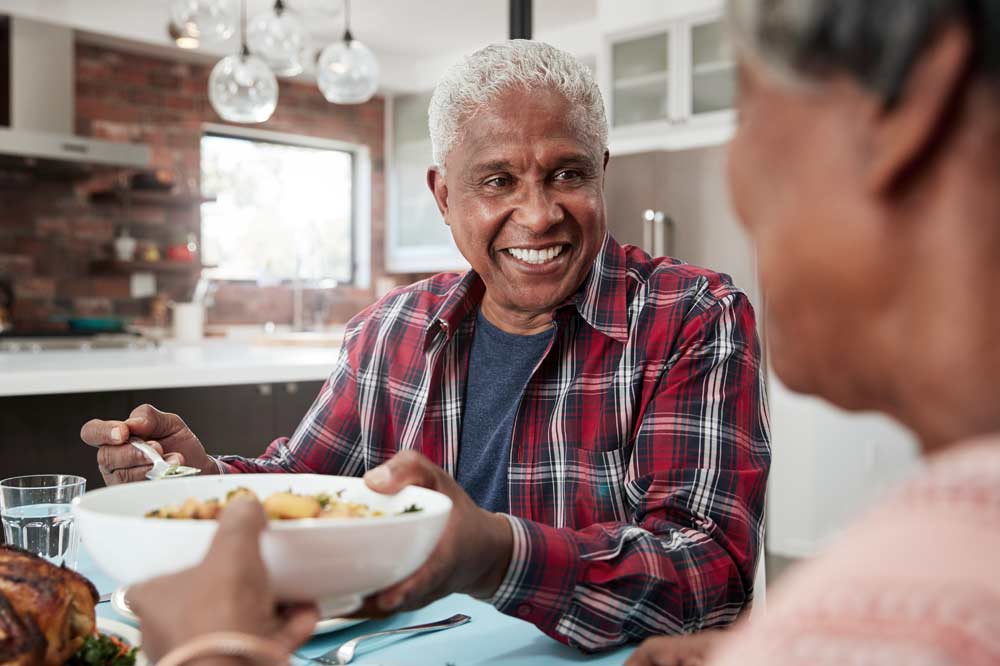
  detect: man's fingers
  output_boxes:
[164,452,186,466]
[97,440,165,472]
[80,419,130,447]
[101,464,152,485]
[275,604,321,650]
[127,404,169,437]
[363,450,443,495]
[372,552,450,612]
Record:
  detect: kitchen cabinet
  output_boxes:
[385,92,468,274]
[0,380,326,491]
[0,391,133,491]
[604,151,675,256]
[604,146,762,311]
[601,7,736,155]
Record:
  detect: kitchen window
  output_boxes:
[200,127,369,286]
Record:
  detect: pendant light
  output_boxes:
[247,0,310,77]
[316,0,379,105]
[167,21,200,49]
[208,0,279,123]
[170,0,236,45]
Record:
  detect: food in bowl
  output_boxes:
[73,474,452,614]
[144,487,421,521]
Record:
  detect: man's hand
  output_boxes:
[624,630,727,666]
[358,450,513,615]
[80,404,215,485]
[129,498,319,661]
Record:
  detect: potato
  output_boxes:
[176,497,201,519]
[225,487,259,503]
[195,499,222,520]
[263,492,321,520]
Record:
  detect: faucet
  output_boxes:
[292,277,305,332]
[292,277,338,332]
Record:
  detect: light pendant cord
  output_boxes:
[240,0,249,57]
[343,0,353,43]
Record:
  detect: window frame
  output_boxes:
[200,122,372,289]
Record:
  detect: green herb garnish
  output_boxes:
[398,504,422,515]
[68,634,137,666]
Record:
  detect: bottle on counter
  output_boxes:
[113,227,137,262]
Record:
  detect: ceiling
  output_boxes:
[0,0,599,91]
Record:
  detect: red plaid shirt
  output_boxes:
[219,234,771,651]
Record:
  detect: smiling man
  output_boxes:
[81,41,770,651]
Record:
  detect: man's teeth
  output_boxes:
[506,246,565,264]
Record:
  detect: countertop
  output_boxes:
[0,340,341,397]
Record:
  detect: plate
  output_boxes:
[111,587,365,636]
[95,617,150,666]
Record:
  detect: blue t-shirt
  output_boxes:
[456,310,554,513]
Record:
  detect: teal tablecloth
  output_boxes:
[80,544,634,666]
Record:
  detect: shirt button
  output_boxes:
[516,603,533,618]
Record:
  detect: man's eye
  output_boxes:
[484,176,511,188]
[554,170,582,181]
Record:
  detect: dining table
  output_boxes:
[80,544,635,666]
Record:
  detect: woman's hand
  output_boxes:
[128,498,319,662]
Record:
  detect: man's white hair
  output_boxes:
[428,40,608,174]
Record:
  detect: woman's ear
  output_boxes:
[866,22,973,195]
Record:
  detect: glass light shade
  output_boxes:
[316,38,379,104]
[167,21,200,49]
[208,53,279,123]
[247,7,310,76]
[170,0,236,44]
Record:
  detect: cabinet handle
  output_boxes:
[286,382,299,395]
[257,384,272,397]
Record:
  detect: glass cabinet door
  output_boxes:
[387,92,465,272]
[612,32,670,127]
[690,19,735,116]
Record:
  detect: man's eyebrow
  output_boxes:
[468,153,598,177]
[468,160,514,176]
[556,153,599,168]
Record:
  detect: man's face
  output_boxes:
[727,59,900,407]
[430,88,607,323]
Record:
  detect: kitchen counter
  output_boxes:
[0,340,341,397]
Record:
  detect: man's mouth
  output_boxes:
[503,244,567,266]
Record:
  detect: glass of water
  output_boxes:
[1,475,86,569]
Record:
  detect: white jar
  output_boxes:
[171,302,204,343]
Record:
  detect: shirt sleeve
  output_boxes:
[215,335,368,476]
[490,291,771,651]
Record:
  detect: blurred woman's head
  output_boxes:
[726,0,1000,448]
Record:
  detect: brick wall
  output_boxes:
[0,40,412,331]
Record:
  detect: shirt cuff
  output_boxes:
[489,514,581,636]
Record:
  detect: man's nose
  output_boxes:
[513,185,565,234]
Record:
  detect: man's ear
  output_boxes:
[427,167,450,224]
[866,22,972,194]
[602,150,610,171]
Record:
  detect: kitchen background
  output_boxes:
[0,0,919,582]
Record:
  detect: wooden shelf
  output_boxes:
[90,260,215,274]
[89,189,216,207]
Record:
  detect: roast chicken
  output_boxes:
[0,545,98,666]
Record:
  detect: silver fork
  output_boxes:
[129,437,201,480]
[309,613,471,665]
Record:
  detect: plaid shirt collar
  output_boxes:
[425,232,630,345]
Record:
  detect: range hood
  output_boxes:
[0,16,149,171]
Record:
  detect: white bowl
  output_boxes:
[73,474,451,615]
